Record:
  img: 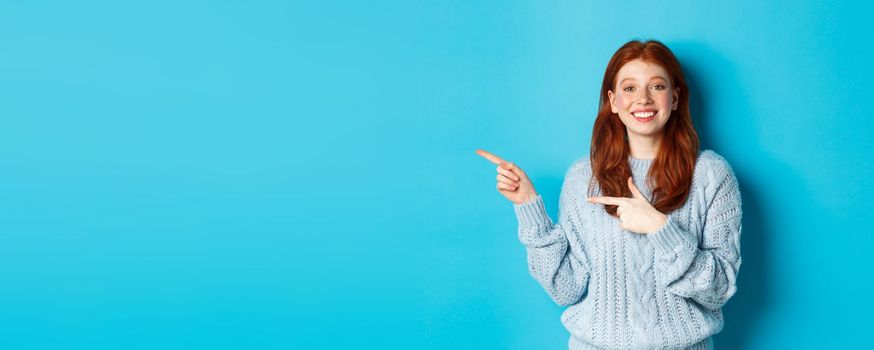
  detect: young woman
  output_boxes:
[476,40,742,349]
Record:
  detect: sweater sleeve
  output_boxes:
[648,161,743,310]
[513,168,591,306]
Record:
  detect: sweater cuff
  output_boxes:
[513,195,552,229]
[649,215,697,257]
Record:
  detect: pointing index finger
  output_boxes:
[475,149,507,165]
[587,196,624,206]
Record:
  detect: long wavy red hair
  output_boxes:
[588,39,699,217]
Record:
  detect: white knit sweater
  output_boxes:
[513,150,742,350]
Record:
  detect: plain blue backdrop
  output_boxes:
[1,1,872,349]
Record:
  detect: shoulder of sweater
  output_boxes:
[557,156,592,188]
[565,156,592,178]
[697,149,738,185]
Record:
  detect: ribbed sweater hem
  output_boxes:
[649,215,697,256]
[569,335,714,350]
[513,194,551,229]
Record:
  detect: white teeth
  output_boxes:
[633,112,655,118]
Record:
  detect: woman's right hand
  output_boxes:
[476,149,539,205]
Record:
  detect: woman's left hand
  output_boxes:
[587,177,668,234]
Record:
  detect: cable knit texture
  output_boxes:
[513,149,742,350]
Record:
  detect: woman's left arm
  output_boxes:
[648,163,743,311]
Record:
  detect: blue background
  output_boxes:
[1,1,871,349]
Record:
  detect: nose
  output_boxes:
[636,88,653,104]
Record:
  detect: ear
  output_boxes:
[607,90,618,113]
[671,87,679,110]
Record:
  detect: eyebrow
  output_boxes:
[619,76,669,84]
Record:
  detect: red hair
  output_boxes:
[588,39,699,217]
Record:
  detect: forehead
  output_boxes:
[615,59,670,83]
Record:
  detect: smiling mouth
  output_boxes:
[631,111,656,122]
[632,111,656,118]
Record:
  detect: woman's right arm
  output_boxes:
[514,171,591,306]
[477,149,591,306]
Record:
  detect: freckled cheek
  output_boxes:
[616,95,633,109]
[655,94,672,112]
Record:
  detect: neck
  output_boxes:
[627,133,662,160]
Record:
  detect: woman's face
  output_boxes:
[607,59,679,140]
